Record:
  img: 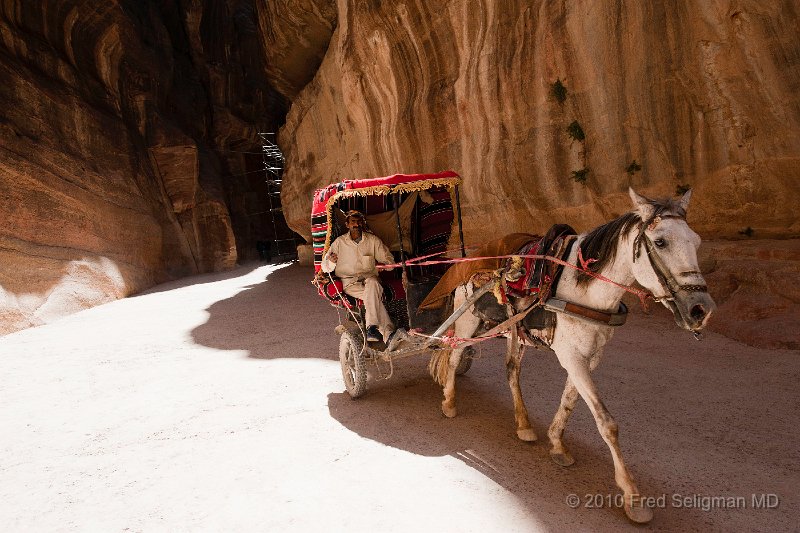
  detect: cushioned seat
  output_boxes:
[317,270,406,309]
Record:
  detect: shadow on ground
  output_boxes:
[191,262,340,359]
[190,263,798,531]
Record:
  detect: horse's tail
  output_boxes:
[428,293,456,385]
[428,349,452,386]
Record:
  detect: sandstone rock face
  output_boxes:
[276,0,800,349]
[700,239,800,350]
[279,0,800,243]
[1,0,798,349]
[0,1,283,335]
[256,0,336,100]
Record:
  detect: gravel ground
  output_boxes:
[0,262,797,532]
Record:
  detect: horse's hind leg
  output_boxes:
[548,377,579,466]
[548,352,601,466]
[506,329,536,441]
[439,285,481,418]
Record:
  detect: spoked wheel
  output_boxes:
[339,330,367,398]
[455,346,474,375]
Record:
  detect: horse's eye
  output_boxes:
[654,238,667,248]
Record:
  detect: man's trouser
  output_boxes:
[343,276,394,342]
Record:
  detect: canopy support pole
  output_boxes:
[394,192,408,278]
[454,185,466,258]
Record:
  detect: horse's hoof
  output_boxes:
[550,451,575,467]
[517,428,538,442]
[442,403,457,418]
[624,501,654,524]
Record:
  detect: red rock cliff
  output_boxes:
[1,0,798,349]
[279,0,799,243]
[0,1,285,334]
[273,0,800,349]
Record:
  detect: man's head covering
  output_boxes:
[345,209,365,221]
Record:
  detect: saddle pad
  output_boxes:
[418,233,538,310]
[418,225,577,310]
[506,224,576,297]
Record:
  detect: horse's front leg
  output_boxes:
[548,352,602,466]
[559,354,653,524]
[506,328,536,441]
[440,285,481,418]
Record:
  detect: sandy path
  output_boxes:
[0,262,797,532]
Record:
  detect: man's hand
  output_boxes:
[328,252,338,263]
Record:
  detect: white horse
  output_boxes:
[433,188,716,523]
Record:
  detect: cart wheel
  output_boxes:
[339,330,367,398]
[455,346,474,375]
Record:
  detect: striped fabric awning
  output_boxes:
[310,170,462,272]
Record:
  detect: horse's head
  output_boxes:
[628,188,716,333]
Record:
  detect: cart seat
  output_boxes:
[317,270,406,309]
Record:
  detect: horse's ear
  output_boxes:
[678,188,692,213]
[628,187,655,220]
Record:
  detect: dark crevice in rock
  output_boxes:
[0,0,336,335]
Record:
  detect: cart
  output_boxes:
[312,170,480,398]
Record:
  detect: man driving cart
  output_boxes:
[321,210,396,343]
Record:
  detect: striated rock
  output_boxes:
[700,239,800,350]
[0,1,284,335]
[278,0,800,245]
[276,0,800,350]
[296,243,314,265]
[150,144,200,215]
[1,0,798,352]
[256,0,337,100]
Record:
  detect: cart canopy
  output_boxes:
[311,170,462,272]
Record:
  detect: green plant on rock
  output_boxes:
[626,160,642,175]
[675,183,691,195]
[551,79,567,104]
[566,120,585,142]
[571,167,589,183]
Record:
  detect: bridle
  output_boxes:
[631,210,709,305]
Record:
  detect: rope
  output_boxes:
[397,244,480,265]
[317,237,656,355]
[377,250,653,310]
[409,328,508,348]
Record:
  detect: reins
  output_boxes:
[317,213,710,349]
[377,247,654,309]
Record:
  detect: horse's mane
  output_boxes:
[576,197,686,286]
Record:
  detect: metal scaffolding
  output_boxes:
[258,132,297,262]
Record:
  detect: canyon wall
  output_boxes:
[276,0,800,348]
[1,0,797,347]
[0,0,283,335]
[279,0,800,242]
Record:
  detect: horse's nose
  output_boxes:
[683,292,715,331]
[690,304,707,323]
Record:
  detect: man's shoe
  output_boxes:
[366,326,381,342]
